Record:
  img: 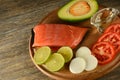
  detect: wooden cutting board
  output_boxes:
[29,8,120,80]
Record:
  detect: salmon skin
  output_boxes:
[32,24,88,49]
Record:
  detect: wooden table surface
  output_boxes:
[0,0,120,80]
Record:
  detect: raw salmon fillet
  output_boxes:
[33,24,88,49]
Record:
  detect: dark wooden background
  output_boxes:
[0,0,120,80]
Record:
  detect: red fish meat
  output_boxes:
[32,24,88,49]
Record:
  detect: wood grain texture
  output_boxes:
[0,0,120,80]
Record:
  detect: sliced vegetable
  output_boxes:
[57,46,73,63]
[69,57,86,74]
[84,55,98,71]
[98,32,120,53]
[33,46,51,65]
[92,42,115,65]
[45,53,65,72]
[75,46,98,71]
[104,24,120,36]
[76,46,91,58]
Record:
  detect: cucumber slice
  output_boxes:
[57,46,73,63]
[69,57,86,74]
[84,55,98,71]
[76,46,91,58]
[33,46,51,65]
[45,53,65,72]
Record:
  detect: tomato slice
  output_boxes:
[104,24,120,36]
[92,42,115,65]
[98,32,120,53]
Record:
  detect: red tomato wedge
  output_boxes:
[98,32,120,53]
[32,24,88,49]
[104,24,120,36]
[92,42,115,65]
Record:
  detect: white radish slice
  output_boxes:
[84,55,98,71]
[76,46,91,58]
[69,57,86,74]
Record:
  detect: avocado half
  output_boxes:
[58,0,99,22]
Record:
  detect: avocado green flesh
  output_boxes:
[58,0,98,22]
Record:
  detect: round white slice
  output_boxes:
[76,46,91,58]
[84,55,98,71]
[69,57,86,74]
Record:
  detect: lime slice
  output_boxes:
[57,46,73,63]
[33,46,51,65]
[45,53,65,72]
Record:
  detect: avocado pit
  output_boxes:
[70,1,90,16]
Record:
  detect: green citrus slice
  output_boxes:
[33,46,51,65]
[45,53,65,72]
[57,46,73,63]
